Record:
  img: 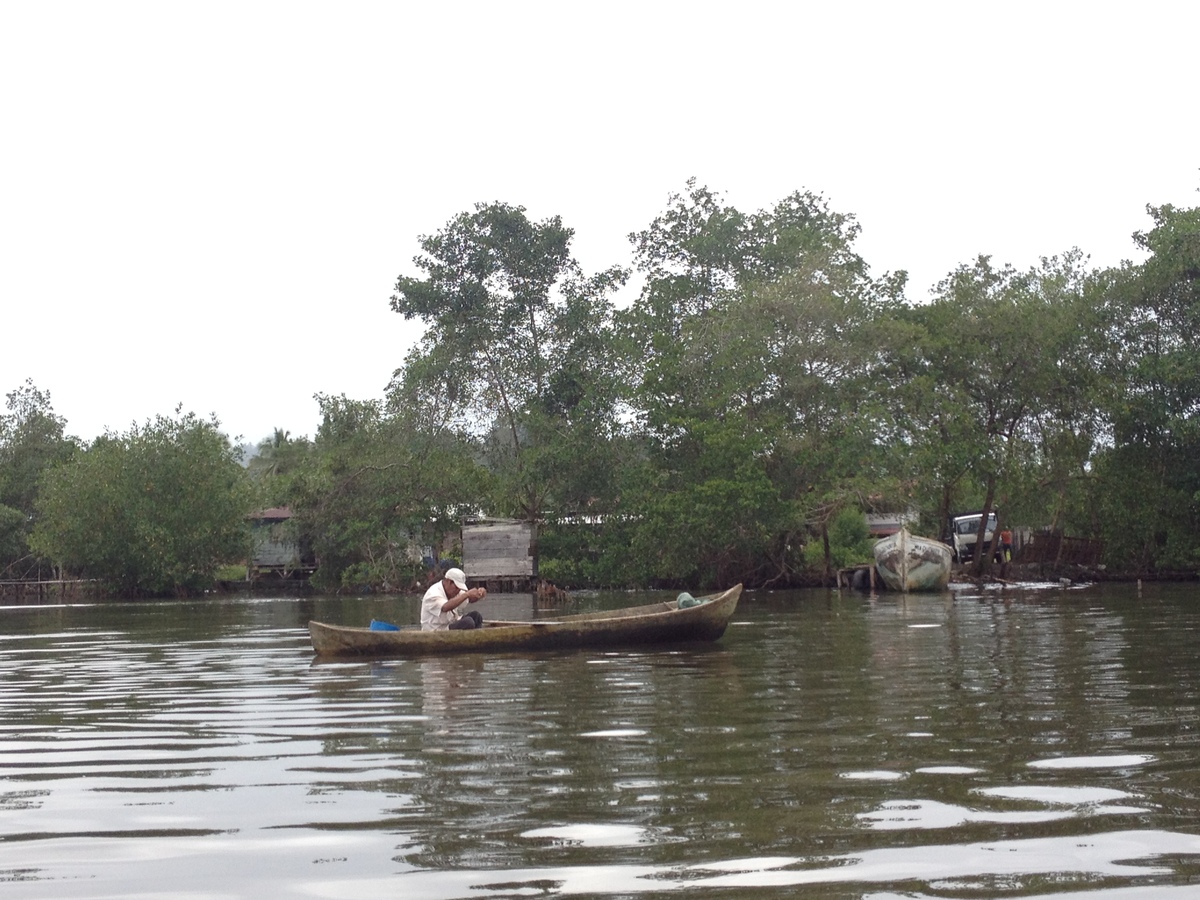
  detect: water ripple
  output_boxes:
[3,589,1200,897]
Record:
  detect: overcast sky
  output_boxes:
[3,2,1196,446]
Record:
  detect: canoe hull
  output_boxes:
[308,584,742,658]
[873,529,952,592]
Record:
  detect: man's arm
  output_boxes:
[440,585,487,613]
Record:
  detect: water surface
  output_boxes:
[3,582,1200,898]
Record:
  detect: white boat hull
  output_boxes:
[873,528,952,592]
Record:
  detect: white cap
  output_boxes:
[444,567,468,590]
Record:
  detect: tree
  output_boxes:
[389,201,628,522]
[31,409,252,595]
[0,380,77,578]
[1088,200,1200,570]
[905,251,1095,575]
[713,263,907,580]
[248,428,310,479]
[618,182,906,586]
[285,394,487,591]
[246,427,314,511]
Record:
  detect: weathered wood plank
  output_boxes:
[462,521,535,578]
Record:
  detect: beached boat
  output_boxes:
[873,528,952,592]
[308,584,742,658]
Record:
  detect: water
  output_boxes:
[3,582,1200,898]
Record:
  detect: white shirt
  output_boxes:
[420,580,461,631]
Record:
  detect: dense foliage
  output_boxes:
[10,185,1200,592]
[281,393,486,592]
[29,410,253,595]
[0,381,77,578]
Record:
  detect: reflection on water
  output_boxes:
[521,822,652,846]
[1027,754,1157,770]
[859,797,1078,829]
[2,584,1200,898]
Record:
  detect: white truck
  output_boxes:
[946,511,997,563]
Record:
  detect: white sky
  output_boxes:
[2,1,1196,446]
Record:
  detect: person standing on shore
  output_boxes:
[421,567,488,631]
[1000,529,1013,562]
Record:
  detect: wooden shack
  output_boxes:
[461,518,536,592]
[249,507,316,581]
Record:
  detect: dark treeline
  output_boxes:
[4,181,1199,594]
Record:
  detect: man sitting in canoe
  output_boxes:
[421,567,489,631]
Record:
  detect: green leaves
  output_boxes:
[613,181,902,585]
[389,201,629,524]
[7,185,1199,591]
[0,381,77,577]
[391,201,580,402]
[31,410,253,595]
[284,394,487,591]
[1085,202,1200,570]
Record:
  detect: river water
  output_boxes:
[3,581,1200,899]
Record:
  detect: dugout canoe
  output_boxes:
[308,584,742,658]
[872,527,952,592]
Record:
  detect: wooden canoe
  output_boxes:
[873,527,952,592]
[308,584,742,658]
